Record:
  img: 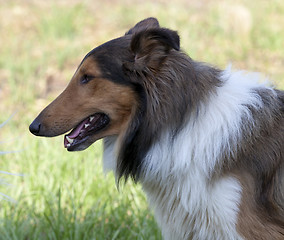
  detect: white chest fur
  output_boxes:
[142,167,243,240]
[102,68,271,240]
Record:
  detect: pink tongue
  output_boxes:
[67,118,90,138]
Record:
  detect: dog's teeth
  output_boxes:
[84,124,90,128]
[66,143,71,147]
[89,116,94,122]
[66,136,74,143]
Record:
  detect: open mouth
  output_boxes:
[64,113,110,150]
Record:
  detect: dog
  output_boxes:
[29,18,284,240]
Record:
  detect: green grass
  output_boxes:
[0,0,284,239]
[0,138,160,240]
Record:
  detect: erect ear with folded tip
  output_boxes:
[124,28,180,74]
[125,17,160,35]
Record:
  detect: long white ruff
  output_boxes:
[103,67,273,240]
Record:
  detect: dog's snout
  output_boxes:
[29,119,41,136]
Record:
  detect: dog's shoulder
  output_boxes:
[275,89,284,112]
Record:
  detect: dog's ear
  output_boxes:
[125,17,160,35]
[124,28,180,74]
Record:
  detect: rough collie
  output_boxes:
[29,18,284,239]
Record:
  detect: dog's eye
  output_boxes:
[80,75,94,84]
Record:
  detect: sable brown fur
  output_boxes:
[232,89,284,239]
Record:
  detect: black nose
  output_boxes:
[29,119,41,135]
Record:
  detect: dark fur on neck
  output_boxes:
[118,26,221,183]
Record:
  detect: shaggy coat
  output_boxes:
[30,18,284,240]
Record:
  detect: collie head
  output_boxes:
[30,17,222,182]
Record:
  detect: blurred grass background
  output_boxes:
[0,0,283,239]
